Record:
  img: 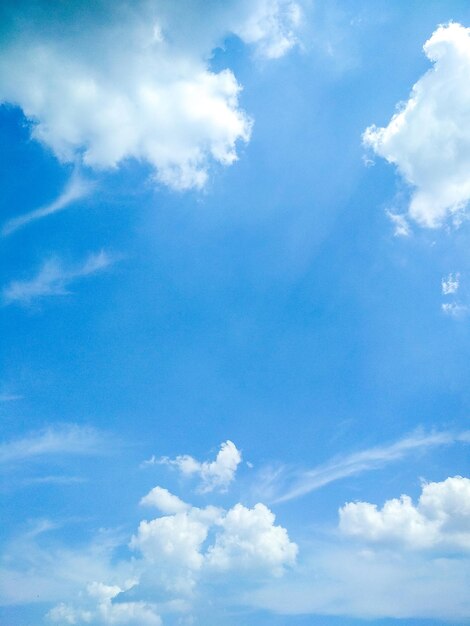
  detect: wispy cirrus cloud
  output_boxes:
[257,430,470,504]
[2,250,114,306]
[1,172,93,237]
[0,423,107,465]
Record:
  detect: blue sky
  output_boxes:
[1,1,470,625]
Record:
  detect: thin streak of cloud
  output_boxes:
[1,173,93,237]
[263,430,470,504]
[21,475,86,486]
[2,250,114,306]
[0,393,23,402]
[0,424,107,465]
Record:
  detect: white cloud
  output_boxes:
[339,476,470,550]
[0,423,106,465]
[0,0,300,190]
[2,250,114,306]
[1,171,92,237]
[264,430,470,504]
[442,272,460,295]
[364,23,470,228]
[149,440,242,493]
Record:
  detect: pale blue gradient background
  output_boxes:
[1,1,470,624]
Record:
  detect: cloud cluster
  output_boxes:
[146,440,242,493]
[46,485,296,625]
[250,475,470,622]
[0,0,300,190]
[339,476,470,550]
[48,582,162,626]
[2,250,114,306]
[364,23,470,228]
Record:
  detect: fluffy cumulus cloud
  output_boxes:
[206,502,298,575]
[364,23,470,228]
[147,440,242,492]
[41,481,296,625]
[131,490,296,589]
[0,0,300,190]
[339,475,470,550]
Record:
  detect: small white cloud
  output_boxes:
[386,210,411,237]
[339,476,470,550]
[2,250,114,306]
[364,23,470,228]
[442,302,468,317]
[152,441,242,493]
[441,272,460,295]
[140,487,189,515]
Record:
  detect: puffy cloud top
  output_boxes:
[339,476,470,550]
[140,486,190,515]
[154,440,242,492]
[206,502,298,575]
[364,23,470,227]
